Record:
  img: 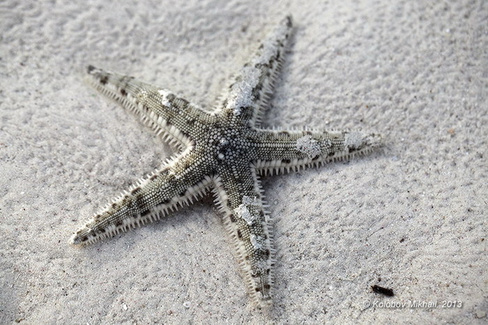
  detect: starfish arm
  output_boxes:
[253,129,383,175]
[216,16,293,125]
[86,65,214,150]
[71,149,213,245]
[212,166,275,308]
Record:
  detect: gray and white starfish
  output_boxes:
[71,16,382,308]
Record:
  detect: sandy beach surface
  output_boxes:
[1,0,486,324]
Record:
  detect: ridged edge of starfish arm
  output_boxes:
[254,129,383,176]
[85,65,207,150]
[212,171,276,309]
[70,148,213,246]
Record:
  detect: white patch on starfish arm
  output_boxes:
[226,67,261,115]
[219,16,293,123]
[344,131,383,151]
[296,135,321,158]
[234,196,261,225]
[344,131,363,148]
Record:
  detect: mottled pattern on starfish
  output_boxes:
[71,16,383,308]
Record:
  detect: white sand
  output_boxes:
[1,1,486,324]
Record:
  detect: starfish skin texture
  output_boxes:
[71,16,383,308]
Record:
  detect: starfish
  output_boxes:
[71,16,382,308]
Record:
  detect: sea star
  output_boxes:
[71,16,382,308]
